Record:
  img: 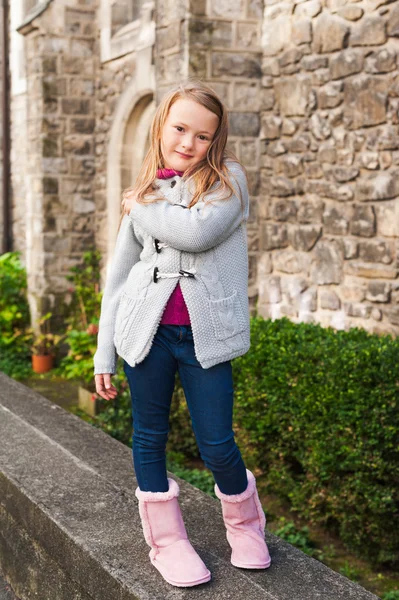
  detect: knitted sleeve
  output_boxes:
[129,162,249,253]
[93,215,142,375]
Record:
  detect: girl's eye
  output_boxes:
[174,126,209,141]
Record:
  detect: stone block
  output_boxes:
[261,222,289,250]
[375,202,399,237]
[274,249,309,274]
[210,0,243,17]
[318,82,343,109]
[292,19,312,45]
[289,225,322,251]
[320,289,341,310]
[365,48,397,74]
[345,261,397,278]
[366,281,391,302]
[387,3,399,36]
[305,162,324,178]
[298,286,318,312]
[275,155,303,178]
[261,116,282,140]
[297,197,324,223]
[337,6,364,20]
[248,0,262,18]
[344,76,387,129]
[212,52,261,77]
[258,275,282,303]
[322,206,350,235]
[61,98,92,115]
[350,16,387,46]
[295,1,322,18]
[271,199,298,222]
[318,143,337,164]
[310,240,344,284]
[237,22,260,48]
[360,152,379,170]
[357,171,399,201]
[257,252,273,276]
[309,114,332,141]
[301,56,328,71]
[344,302,372,318]
[358,240,392,264]
[343,238,358,260]
[229,113,260,137]
[330,49,363,79]
[275,76,312,116]
[270,176,296,196]
[262,16,291,56]
[331,166,359,183]
[350,205,376,237]
[313,14,350,53]
[189,50,207,77]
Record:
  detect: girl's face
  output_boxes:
[160,98,219,172]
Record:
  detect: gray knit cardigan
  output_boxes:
[93,159,251,374]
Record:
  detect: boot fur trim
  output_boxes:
[214,469,255,503]
[135,478,179,502]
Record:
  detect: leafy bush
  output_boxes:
[381,591,399,600]
[56,250,102,386]
[0,252,32,379]
[232,316,399,568]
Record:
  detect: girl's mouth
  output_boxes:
[176,151,193,159]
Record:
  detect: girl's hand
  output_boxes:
[95,373,118,401]
[122,192,138,215]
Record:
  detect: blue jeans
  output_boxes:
[123,324,248,495]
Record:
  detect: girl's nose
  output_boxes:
[182,136,194,149]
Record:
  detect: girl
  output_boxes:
[93,79,271,588]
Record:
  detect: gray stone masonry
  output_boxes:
[259,0,399,336]
[0,372,378,600]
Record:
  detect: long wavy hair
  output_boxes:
[120,79,247,226]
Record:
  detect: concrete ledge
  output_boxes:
[0,373,378,600]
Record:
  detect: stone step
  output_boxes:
[0,373,378,600]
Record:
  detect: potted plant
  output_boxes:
[30,312,65,374]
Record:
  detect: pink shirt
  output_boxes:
[156,168,191,326]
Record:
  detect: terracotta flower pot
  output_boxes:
[32,354,54,374]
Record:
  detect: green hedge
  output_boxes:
[233,317,398,567]
[166,316,398,567]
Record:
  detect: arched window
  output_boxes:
[111,0,143,37]
[100,0,154,62]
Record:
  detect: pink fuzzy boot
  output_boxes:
[214,469,271,569]
[135,478,211,587]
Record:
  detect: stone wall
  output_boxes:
[258,0,399,335]
[15,0,99,326]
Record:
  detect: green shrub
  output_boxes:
[56,250,102,386]
[382,591,399,600]
[0,252,32,379]
[232,316,399,568]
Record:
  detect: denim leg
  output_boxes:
[177,329,248,495]
[123,328,177,492]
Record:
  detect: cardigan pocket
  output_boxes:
[208,290,246,341]
[115,291,145,343]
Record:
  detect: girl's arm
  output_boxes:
[93,215,142,375]
[130,162,250,253]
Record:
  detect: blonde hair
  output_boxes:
[119,78,248,228]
